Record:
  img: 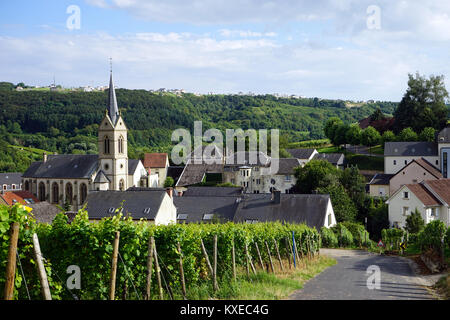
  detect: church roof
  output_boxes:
[128,159,140,175]
[22,154,99,179]
[108,72,119,125]
[94,170,110,183]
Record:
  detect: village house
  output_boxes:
[384,126,450,176]
[386,179,450,228]
[21,72,148,211]
[85,188,177,225]
[0,172,23,192]
[143,153,169,187]
[0,190,39,206]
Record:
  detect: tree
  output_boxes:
[381,130,396,146]
[369,108,386,122]
[345,124,362,146]
[405,208,425,234]
[324,117,343,144]
[294,160,339,194]
[163,176,174,188]
[333,124,350,146]
[339,166,366,209]
[361,126,381,153]
[398,127,418,142]
[318,184,357,222]
[419,127,436,142]
[394,72,449,133]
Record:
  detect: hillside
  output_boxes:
[0,89,397,172]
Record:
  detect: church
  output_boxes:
[22,72,148,210]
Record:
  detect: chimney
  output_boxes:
[166,187,173,198]
[43,152,47,163]
[178,191,183,197]
[272,190,281,204]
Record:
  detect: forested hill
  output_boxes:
[0,88,396,171]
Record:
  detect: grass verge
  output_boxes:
[184,255,336,300]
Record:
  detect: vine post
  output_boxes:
[213,235,218,293]
[152,238,164,300]
[265,241,275,273]
[231,238,236,281]
[32,233,52,300]
[3,222,19,300]
[145,236,154,300]
[177,242,187,299]
[273,238,284,271]
[254,242,265,271]
[109,231,120,300]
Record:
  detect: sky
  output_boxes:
[1,0,450,101]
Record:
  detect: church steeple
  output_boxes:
[108,60,119,125]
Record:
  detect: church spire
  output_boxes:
[108,59,119,125]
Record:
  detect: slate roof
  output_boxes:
[224,151,270,167]
[85,190,167,220]
[22,154,99,179]
[313,153,345,165]
[108,72,120,125]
[0,172,22,186]
[286,148,316,160]
[384,142,438,157]
[94,170,110,183]
[183,186,244,197]
[277,158,302,175]
[28,202,62,224]
[128,159,140,175]
[438,127,450,143]
[176,163,223,187]
[369,173,394,185]
[173,196,240,223]
[143,153,168,168]
[233,193,331,230]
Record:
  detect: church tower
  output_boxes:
[98,70,128,191]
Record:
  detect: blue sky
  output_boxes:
[1,0,450,101]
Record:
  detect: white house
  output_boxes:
[386,179,450,228]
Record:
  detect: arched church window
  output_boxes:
[118,135,124,154]
[52,182,59,204]
[65,182,73,205]
[38,182,46,201]
[80,183,88,204]
[104,136,110,154]
[119,179,125,191]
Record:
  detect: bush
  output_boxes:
[320,227,338,248]
[446,227,450,250]
[417,220,447,252]
[331,224,354,247]
[341,222,370,247]
[405,208,425,234]
[381,228,405,251]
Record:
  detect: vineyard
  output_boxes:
[0,204,321,300]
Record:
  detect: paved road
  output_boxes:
[289,249,435,300]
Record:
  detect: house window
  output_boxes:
[436,160,439,166]
[402,207,409,216]
[431,208,439,218]
[256,179,261,185]
[404,160,408,165]
[379,187,385,196]
[25,180,29,191]
[328,214,332,227]
[403,191,409,199]
[2,185,6,191]
[203,213,214,220]
[393,160,397,165]
[231,179,235,184]
[285,175,291,181]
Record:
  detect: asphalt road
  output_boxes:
[289,249,435,300]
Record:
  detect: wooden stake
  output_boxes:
[265,241,275,273]
[231,239,236,281]
[292,237,301,268]
[254,242,265,271]
[244,243,250,277]
[109,231,120,300]
[177,242,187,299]
[273,239,284,271]
[152,239,164,300]
[200,238,213,276]
[284,237,292,269]
[4,222,19,300]
[32,233,52,300]
[213,235,218,292]
[145,236,154,300]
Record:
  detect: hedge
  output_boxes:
[0,204,321,300]
[320,227,338,248]
[331,224,353,247]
